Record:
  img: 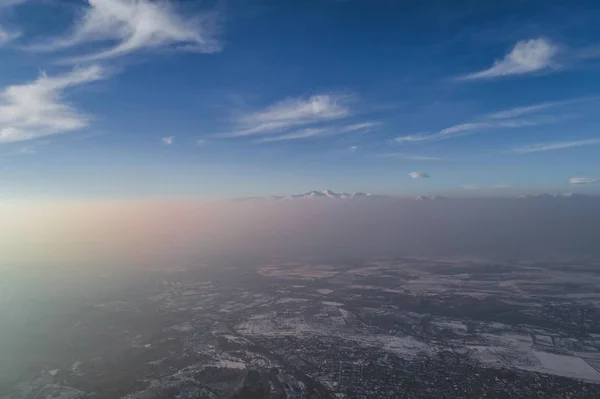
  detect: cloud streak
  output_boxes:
[513,138,600,153]
[0,66,106,144]
[487,97,599,119]
[258,127,330,142]
[28,0,221,63]
[569,177,597,185]
[0,0,27,7]
[486,103,557,119]
[339,121,381,133]
[0,0,27,9]
[458,38,559,80]
[396,119,547,143]
[380,153,444,161]
[257,120,378,142]
[161,136,174,145]
[409,172,430,179]
[220,93,353,138]
[396,97,582,144]
[0,26,20,47]
[461,184,512,191]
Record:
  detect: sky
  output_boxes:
[1,0,600,199]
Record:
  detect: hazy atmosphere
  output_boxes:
[2,0,600,398]
[3,197,600,270]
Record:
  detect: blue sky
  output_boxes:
[1,0,600,199]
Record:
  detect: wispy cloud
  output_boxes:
[487,97,599,119]
[0,65,106,144]
[256,120,378,142]
[396,97,581,145]
[513,138,600,153]
[409,172,430,179]
[403,155,443,161]
[28,0,222,62]
[14,140,51,155]
[486,103,557,119]
[340,121,381,133]
[396,119,546,143]
[574,42,600,60]
[258,128,330,142]
[458,38,560,80]
[380,153,444,161]
[0,0,27,8]
[220,93,353,138]
[461,184,512,191]
[161,136,174,145]
[569,177,598,185]
[0,26,20,47]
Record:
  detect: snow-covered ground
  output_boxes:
[317,288,334,295]
[532,351,600,382]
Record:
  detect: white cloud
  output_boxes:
[28,0,221,62]
[569,177,598,185]
[0,0,27,9]
[513,138,600,153]
[397,98,588,145]
[577,44,600,60]
[14,140,50,155]
[396,119,546,143]
[409,172,430,179]
[394,133,432,143]
[0,0,27,7]
[258,128,330,142]
[0,25,20,47]
[254,119,377,142]
[349,145,358,151]
[196,139,205,146]
[458,38,559,80]
[161,136,174,145]
[486,103,557,119]
[222,94,352,138]
[461,184,512,190]
[486,97,599,119]
[340,121,381,132]
[381,153,443,161]
[0,65,106,144]
[403,155,443,161]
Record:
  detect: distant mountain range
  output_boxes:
[237,190,375,201]
[519,193,592,199]
[235,190,596,202]
[236,190,452,202]
[411,195,449,201]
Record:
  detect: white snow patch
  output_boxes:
[215,360,247,370]
[168,322,194,332]
[378,335,432,358]
[317,289,334,295]
[432,320,468,334]
[348,284,380,290]
[250,312,275,320]
[533,351,600,382]
[276,297,309,304]
[49,369,60,376]
[70,360,82,375]
[322,301,343,307]
[467,345,505,367]
[219,334,250,345]
[383,288,404,294]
